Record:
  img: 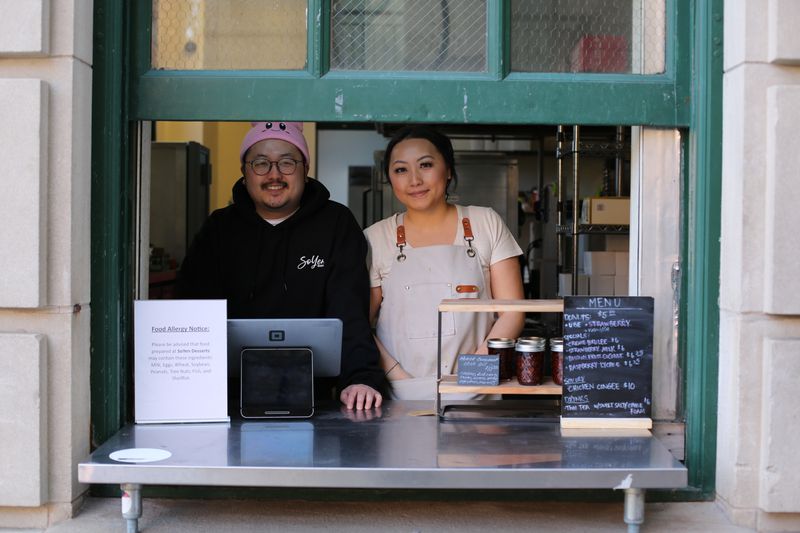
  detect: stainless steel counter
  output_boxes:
[79,401,686,532]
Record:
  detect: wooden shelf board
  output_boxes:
[439,375,563,395]
[438,299,564,313]
[560,417,653,430]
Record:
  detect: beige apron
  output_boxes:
[376,206,493,400]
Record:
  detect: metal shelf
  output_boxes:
[556,141,628,160]
[556,224,630,235]
[556,125,629,295]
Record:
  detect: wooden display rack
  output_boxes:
[435,299,564,417]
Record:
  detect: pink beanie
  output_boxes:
[239,121,310,164]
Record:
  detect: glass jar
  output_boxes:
[515,336,541,379]
[487,338,515,381]
[550,337,564,385]
[516,337,545,386]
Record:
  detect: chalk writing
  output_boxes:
[561,297,654,419]
[457,354,500,386]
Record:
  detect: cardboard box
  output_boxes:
[559,273,590,296]
[570,35,628,73]
[615,252,630,277]
[614,275,629,296]
[581,197,631,225]
[589,274,615,296]
[604,234,630,251]
[583,251,616,276]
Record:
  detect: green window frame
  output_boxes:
[130,0,690,124]
[92,0,721,498]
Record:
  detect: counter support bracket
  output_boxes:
[121,483,142,533]
[623,487,645,533]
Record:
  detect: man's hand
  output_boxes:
[340,384,383,410]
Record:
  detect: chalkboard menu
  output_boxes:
[561,296,654,424]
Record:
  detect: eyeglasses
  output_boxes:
[246,157,304,176]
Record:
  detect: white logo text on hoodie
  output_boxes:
[297,255,325,270]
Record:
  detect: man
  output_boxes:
[177,121,385,410]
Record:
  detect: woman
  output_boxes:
[365,126,525,399]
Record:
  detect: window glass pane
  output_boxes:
[152,0,307,70]
[331,0,487,72]
[511,0,665,74]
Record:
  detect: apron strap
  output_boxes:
[395,214,407,262]
[461,213,477,258]
[396,209,477,260]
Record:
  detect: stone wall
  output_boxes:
[719,0,800,530]
[0,0,93,528]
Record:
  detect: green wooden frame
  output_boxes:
[91,0,134,446]
[130,0,690,125]
[91,0,721,498]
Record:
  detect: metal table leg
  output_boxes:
[121,483,142,533]
[623,487,645,533]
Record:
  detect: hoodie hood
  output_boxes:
[231,176,330,227]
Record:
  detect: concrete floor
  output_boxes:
[2,497,753,533]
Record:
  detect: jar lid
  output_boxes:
[550,337,564,352]
[516,337,546,351]
[487,337,515,348]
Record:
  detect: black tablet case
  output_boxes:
[240,348,314,418]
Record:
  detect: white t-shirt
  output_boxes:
[364,205,523,289]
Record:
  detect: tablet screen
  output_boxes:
[240,348,314,418]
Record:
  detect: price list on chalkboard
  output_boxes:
[561,296,654,423]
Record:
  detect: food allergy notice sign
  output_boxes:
[561,296,654,429]
[134,300,228,423]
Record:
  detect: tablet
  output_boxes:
[240,348,314,419]
[227,318,342,378]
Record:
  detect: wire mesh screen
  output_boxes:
[511,0,665,74]
[152,0,307,70]
[331,0,487,72]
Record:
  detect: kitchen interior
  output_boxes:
[147,121,633,319]
[145,119,636,365]
[143,120,682,440]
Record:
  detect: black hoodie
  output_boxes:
[177,177,386,396]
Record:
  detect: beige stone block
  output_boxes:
[724,0,768,70]
[756,509,800,532]
[716,312,763,508]
[0,59,93,306]
[720,65,800,313]
[0,0,49,56]
[768,0,800,64]
[59,60,92,305]
[720,69,748,313]
[0,333,47,506]
[51,0,93,64]
[759,338,800,512]
[764,86,800,314]
[0,79,48,308]
[0,307,91,505]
